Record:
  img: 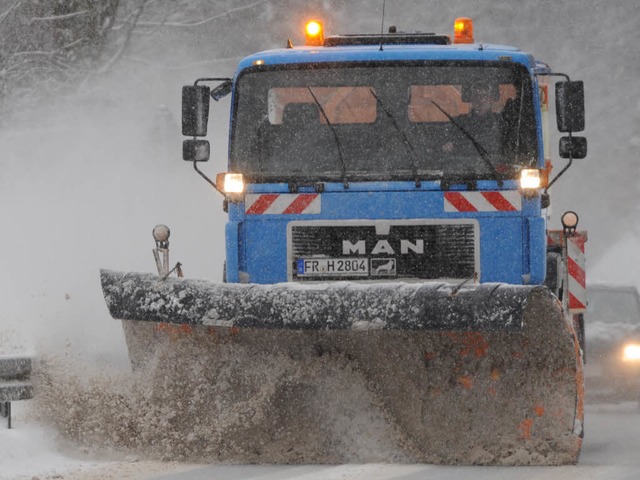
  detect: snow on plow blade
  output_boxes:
[101,270,529,331]
[100,269,584,465]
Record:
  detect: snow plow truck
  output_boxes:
[101,17,588,464]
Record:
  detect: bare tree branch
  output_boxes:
[96,0,147,74]
[110,0,162,31]
[132,0,268,28]
[124,54,242,70]
[0,0,22,27]
[29,10,89,24]
[130,0,173,37]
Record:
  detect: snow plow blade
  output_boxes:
[100,269,584,465]
[102,270,529,331]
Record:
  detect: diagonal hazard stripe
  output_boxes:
[481,191,518,211]
[570,236,586,252]
[246,194,279,214]
[444,192,478,212]
[569,292,586,310]
[567,256,586,289]
[282,194,319,214]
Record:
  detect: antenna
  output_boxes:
[379,0,386,51]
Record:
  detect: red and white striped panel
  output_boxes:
[444,191,522,212]
[245,193,321,215]
[548,231,588,312]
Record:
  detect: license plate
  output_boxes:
[297,258,369,277]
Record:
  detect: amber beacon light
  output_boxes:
[454,17,474,44]
[305,20,324,46]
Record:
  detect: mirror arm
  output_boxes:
[193,161,224,196]
[195,77,233,101]
[536,72,570,82]
[194,77,231,87]
[545,152,573,193]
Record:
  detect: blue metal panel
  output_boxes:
[233,187,528,222]
[237,44,534,71]
[234,189,538,285]
[225,221,240,283]
[521,193,541,217]
[527,216,547,284]
[477,217,523,284]
[244,180,521,195]
[243,219,288,283]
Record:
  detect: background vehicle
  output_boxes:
[101,18,588,464]
[586,284,640,401]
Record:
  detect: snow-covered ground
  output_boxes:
[0,416,192,480]
[2,398,640,480]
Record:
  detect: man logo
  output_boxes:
[342,239,424,255]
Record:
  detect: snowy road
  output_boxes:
[147,404,640,480]
[3,400,639,479]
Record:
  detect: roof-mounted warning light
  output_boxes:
[305,20,324,46]
[453,17,474,44]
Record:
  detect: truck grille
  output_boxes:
[289,221,478,281]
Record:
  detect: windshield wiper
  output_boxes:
[430,100,502,187]
[307,87,349,189]
[369,89,421,187]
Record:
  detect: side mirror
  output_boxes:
[559,136,587,159]
[183,139,210,162]
[182,85,210,137]
[556,81,585,132]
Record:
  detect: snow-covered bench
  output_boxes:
[0,356,33,429]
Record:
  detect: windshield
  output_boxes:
[231,61,538,183]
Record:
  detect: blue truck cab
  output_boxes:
[182,18,586,288]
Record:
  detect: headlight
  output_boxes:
[224,173,245,194]
[519,169,541,190]
[622,343,640,362]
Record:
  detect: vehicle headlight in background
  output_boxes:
[519,169,541,190]
[622,343,640,362]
